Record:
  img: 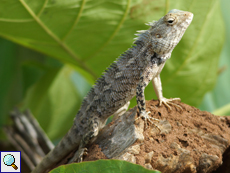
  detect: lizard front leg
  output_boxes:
[136,70,159,128]
[152,74,182,110]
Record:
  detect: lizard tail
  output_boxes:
[32,126,81,173]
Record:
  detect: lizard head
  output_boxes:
[149,9,193,55]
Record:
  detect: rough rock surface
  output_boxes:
[83,100,230,173]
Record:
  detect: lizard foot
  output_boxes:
[76,147,88,162]
[159,97,182,111]
[69,148,88,163]
[136,111,160,130]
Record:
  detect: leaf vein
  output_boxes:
[37,0,49,17]
[61,0,86,42]
[84,0,131,61]
[18,0,97,79]
[0,18,33,23]
[165,0,170,15]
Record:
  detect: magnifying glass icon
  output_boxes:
[3,154,18,170]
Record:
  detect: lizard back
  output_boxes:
[75,42,150,133]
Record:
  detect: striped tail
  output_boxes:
[32,126,81,173]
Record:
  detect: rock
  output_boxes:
[84,100,230,173]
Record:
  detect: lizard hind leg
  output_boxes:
[68,118,100,163]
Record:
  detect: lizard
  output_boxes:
[32,9,193,173]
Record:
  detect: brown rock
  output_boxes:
[84,100,230,173]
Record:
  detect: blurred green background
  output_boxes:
[0,0,229,142]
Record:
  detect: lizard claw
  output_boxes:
[69,147,88,163]
[136,111,160,130]
[83,148,88,155]
[76,148,88,162]
[159,97,182,111]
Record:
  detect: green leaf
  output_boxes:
[0,37,64,139]
[199,0,230,115]
[22,65,91,140]
[49,160,160,173]
[0,38,51,126]
[0,38,22,139]
[212,103,230,116]
[0,38,19,127]
[0,0,224,109]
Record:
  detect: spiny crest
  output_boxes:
[95,75,106,86]
[95,48,133,86]
[134,30,147,40]
[145,20,156,27]
[133,20,156,43]
[94,62,118,84]
[133,30,150,44]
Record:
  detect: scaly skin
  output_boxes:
[32,9,193,173]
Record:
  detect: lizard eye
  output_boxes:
[167,18,175,24]
[164,14,177,25]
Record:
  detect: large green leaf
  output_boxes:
[199,0,230,115]
[158,0,225,106]
[0,38,58,138]
[0,0,224,108]
[50,160,160,173]
[0,39,19,127]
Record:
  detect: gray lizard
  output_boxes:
[33,9,193,173]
